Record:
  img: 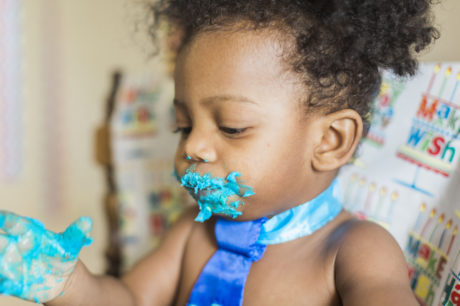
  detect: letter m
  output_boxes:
[417,96,438,121]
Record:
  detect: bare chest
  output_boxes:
[175,226,340,306]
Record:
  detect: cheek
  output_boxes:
[252,138,308,187]
[239,149,277,188]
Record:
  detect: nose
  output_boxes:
[183,128,217,163]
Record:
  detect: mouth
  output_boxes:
[175,166,255,222]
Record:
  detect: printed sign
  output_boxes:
[338,63,460,306]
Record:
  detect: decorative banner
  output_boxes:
[338,63,460,306]
[342,173,399,230]
[0,0,23,180]
[111,73,190,270]
[440,245,460,306]
[395,65,460,196]
[405,207,458,305]
[364,76,406,148]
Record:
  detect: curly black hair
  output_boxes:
[147,0,439,133]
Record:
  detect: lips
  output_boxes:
[175,166,255,222]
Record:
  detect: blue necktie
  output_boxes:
[187,179,343,305]
[187,217,267,306]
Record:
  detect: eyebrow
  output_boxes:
[173,95,258,107]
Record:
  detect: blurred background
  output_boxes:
[0,0,459,305]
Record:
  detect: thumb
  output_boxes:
[59,217,93,258]
[69,216,93,237]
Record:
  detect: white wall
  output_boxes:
[0,0,158,305]
[421,0,460,62]
[0,0,459,305]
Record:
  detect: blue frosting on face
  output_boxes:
[0,212,92,303]
[175,166,255,222]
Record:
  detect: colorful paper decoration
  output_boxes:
[364,77,406,147]
[110,73,188,270]
[338,63,460,306]
[395,65,460,195]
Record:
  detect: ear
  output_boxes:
[311,109,363,172]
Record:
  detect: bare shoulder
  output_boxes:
[334,218,403,259]
[122,206,199,306]
[333,217,418,306]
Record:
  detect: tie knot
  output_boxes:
[215,217,267,261]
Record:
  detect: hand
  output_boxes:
[0,211,93,303]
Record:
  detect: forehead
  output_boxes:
[174,29,303,103]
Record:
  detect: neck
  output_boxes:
[258,178,343,244]
[265,171,338,219]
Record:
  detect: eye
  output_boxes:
[173,127,192,136]
[219,127,247,135]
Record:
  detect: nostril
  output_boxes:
[184,153,210,163]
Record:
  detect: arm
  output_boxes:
[121,207,197,305]
[334,220,418,306]
[0,207,196,306]
[47,207,197,306]
[45,261,136,306]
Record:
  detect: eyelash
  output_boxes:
[173,127,192,135]
[173,126,247,136]
[219,127,247,135]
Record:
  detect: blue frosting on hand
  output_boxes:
[0,211,92,303]
[175,166,255,222]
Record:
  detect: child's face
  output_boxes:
[173,29,326,220]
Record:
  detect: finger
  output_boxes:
[64,216,93,238]
[60,217,93,256]
[24,216,45,229]
[0,233,11,253]
[3,242,22,265]
[0,211,28,236]
[27,282,52,303]
[17,230,35,253]
[0,277,22,297]
[74,216,93,236]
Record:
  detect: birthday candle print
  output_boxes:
[337,63,460,306]
[395,65,460,197]
[405,207,460,306]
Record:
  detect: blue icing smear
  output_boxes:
[0,212,92,303]
[175,166,255,222]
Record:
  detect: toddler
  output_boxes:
[0,0,439,305]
